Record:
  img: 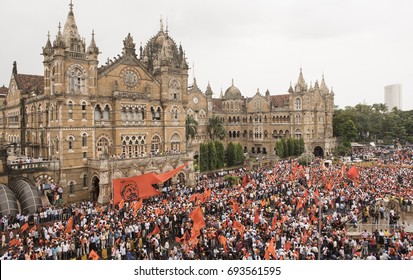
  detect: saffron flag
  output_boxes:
[264,238,277,260]
[218,235,228,252]
[190,206,206,230]
[242,174,250,187]
[254,209,260,224]
[89,249,100,260]
[20,223,29,232]
[112,163,188,204]
[149,224,161,237]
[233,220,245,234]
[347,166,359,180]
[9,239,21,247]
[64,217,73,234]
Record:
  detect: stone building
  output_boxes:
[0,2,335,208]
[1,3,193,205]
[186,70,336,160]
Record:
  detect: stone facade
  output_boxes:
[1,3,335,204]
[187,71,336,160]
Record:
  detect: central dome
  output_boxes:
[141,19,187,72]
[224,79,242,99]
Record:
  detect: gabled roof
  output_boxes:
[212,98,223,111]
[268,94,289,108]
[15,74,44,94]
[0,85,8,96]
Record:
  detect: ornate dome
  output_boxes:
[141,19,188,73]
[224,79,242,99]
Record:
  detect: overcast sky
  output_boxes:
[1,0,412,110]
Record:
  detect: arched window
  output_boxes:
[68,101,73,120]
[82,101,87,119]
[170,133,181,153]
[103,105,110,121]
[295,98,301,110]
[82,133,87,147]
[95,105,102,121]
[37,105,42,126]
[169,78,181,100]
[151,135,161,155]
[69,181,75,194]
[296,114,301,124]
[83,174,87,188]
[171,106,179,121]
[68,136,74,150]
[97,137,110,157]
[69,67,84,94]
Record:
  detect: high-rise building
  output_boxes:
[384,84,402,111]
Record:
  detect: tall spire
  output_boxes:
[87,29,99,55]
[69,0,73,15]
[231,78,234,86]
[320,74,328,93]
[63,0,83,51]
[206,81,213,96]
[295,68,307,92]
[160,15,164,32]
[53,22,65,48]
[43,31,53,56]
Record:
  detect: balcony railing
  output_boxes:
[6,159,60,173]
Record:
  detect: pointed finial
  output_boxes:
[69,0,74,14]
[47,31,50,39]
[232,78,234,86]
[92,29,95,37]
[166,17,169,33]
[58,22,62,32]
[160,15,164,32]
[192,62,195,80]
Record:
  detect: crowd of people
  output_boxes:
[1,155,413,260]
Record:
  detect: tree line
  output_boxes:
[333,104,413,155]
[198,141,244,172]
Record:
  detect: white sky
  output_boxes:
[1,0,412,110]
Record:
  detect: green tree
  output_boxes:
[207,115,225,141]
[234,143,244,165]
[275,139,285,158]
[207,141,217,170]
[215,141,225,169]
[200,143,209,172]
[225,142,236,167]
[185,115,198,140]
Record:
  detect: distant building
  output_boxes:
[384,84,402,111]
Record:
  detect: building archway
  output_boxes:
[91,176,100,202]
[313,146,324,158]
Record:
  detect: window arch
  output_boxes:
[69,181,75,194]
[81,101,87,120]
[68,136,75,150]
[170,133,181,153]
[82,133,87,147]
[171,106,179,121]
[151,135,161,155]
[96,137,110,157]
[68,67,84,94]
[83,174,87,188]
[169,78,181,100]
[67,101,74,120]
[295,98,301,110]
[95,105,102,121]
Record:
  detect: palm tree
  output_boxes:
[185,115,198,140]
[207,115,225,141]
